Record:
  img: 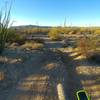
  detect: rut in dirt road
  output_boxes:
[57,50,83,100]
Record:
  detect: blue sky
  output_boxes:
[0,0,100,26]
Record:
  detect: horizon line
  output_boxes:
[12,24,100,28]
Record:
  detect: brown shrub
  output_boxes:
[77,36,98,57]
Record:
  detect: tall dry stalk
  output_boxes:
[0,4,12,53]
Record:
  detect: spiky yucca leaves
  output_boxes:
[0,6,11,53]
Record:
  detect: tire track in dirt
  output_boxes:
[56,49,83,100]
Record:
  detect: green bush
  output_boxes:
[14,35,26,45]
[6,29,26,45]
[6,29,17,43]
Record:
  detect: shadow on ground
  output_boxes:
[0,49,67,100]
[63,49,100,100]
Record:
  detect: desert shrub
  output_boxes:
[14,35,26,45]
[68,29,78,34]
[48,28,61,40]
[7,29,26,45]
[77,35,98,57]
[0,5,11,53]
[57,27,70,35]
[77,37,90,57]
[6,29,18,43]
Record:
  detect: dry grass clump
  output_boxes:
[48,28,61,41]
[7,30,26,45]
[21,42,44,50]
[77,36,98,56]
[77,35,100,63]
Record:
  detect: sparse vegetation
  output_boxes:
[0,5,11,53]
[77,34,100,60]
[0,24,100,100]
[5,29,27,46]
[0,1,100,100]
[14,34,26,45]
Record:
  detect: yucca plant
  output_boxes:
[0,5,11,54]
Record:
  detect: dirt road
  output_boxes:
[0,49,68,100]
[0,37,100,100]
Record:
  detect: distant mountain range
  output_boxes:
[11,25,52,29]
